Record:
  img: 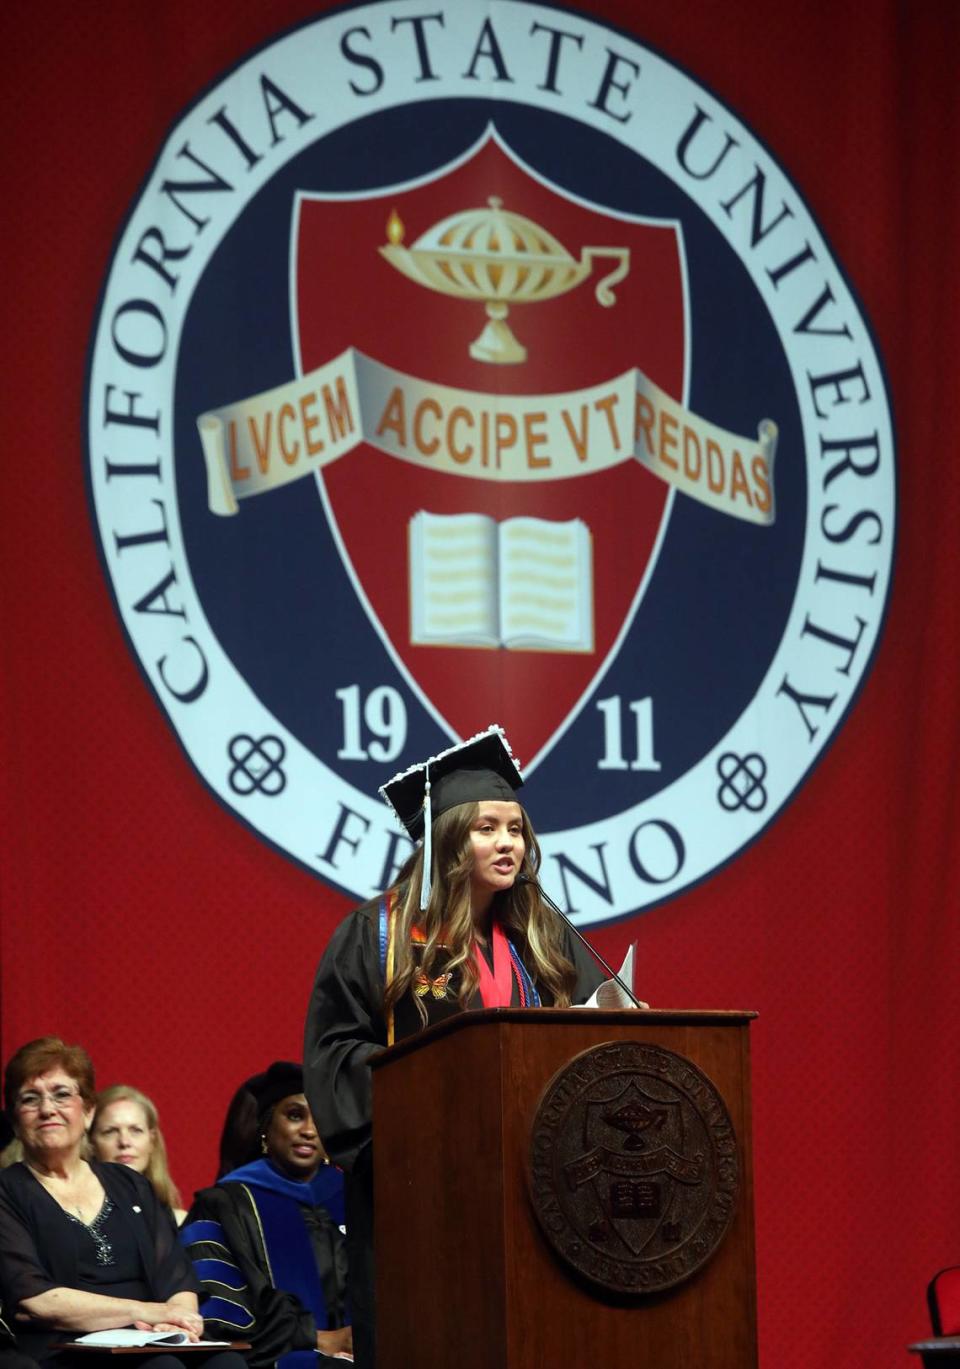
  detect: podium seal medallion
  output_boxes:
[528,1042,739,1294]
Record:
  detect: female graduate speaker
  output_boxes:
[303,725,605,1369]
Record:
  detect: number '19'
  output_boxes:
[336,684,407,762]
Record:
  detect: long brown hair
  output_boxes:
[383,801,577,1024]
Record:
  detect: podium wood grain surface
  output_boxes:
[373,1008,757,1369]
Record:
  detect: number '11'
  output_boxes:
[596,696,661,772]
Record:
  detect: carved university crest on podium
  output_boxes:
[528,1042,739,1294]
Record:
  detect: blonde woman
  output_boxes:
[90,1086,187,1225]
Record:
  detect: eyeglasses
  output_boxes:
[15,1085,82,1112]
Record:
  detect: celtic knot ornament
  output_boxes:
[227,734,287,796]
[716,752,768,812]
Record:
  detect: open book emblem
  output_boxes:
[409,511,594,655]
[291,132,684,768]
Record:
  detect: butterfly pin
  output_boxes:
[414,972,451,1000]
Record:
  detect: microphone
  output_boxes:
[515,873,645,1009]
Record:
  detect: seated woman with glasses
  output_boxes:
[0,1037,245,1369]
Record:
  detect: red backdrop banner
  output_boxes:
[2,4,958,1368]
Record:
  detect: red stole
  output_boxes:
[473,919,514,1008]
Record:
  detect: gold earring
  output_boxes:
[260,1134,268,1155]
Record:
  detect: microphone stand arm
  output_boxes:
[518,875,644,1009]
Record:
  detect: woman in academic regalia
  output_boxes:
[180,1063,351,1367]
[303,725,605,1369]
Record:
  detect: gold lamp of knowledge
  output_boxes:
[380,197,630,365]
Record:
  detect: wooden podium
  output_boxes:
[372,1008,757,1369]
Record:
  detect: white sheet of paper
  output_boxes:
[582,944,639,1008]
[74,1333,235,1349]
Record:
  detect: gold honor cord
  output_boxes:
[197,348,777,526]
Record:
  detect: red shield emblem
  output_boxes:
[293,134,686,766]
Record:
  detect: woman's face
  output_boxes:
[468,800,526,907]
[264,1093,325,1181]
[91,1099,155,1173]
[13,1068,92,1163]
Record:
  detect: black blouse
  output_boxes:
[68,1196,149,1298]
[0,1159,199,1356]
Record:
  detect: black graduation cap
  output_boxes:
[380,726,524,909]
[380,725,523,840]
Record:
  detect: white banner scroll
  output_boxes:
[197,347,777,525]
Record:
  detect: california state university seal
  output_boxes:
[85,2,895,921]
[528,1042,739,1293]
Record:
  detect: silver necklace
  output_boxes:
[66,1198,116,1265]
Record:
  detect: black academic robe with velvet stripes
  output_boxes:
[181,1179,348,1369]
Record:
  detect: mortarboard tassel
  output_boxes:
[419,763,432,911]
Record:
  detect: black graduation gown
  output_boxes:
[302,897,604,1369]
[181,1180,348,1369]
